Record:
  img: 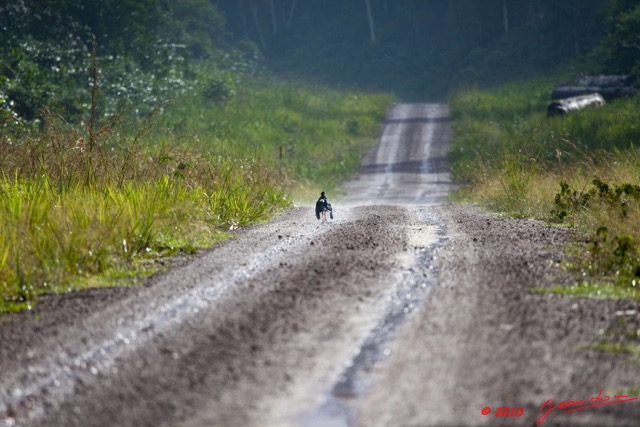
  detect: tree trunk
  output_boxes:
[239,0,250,38]
[287,0,297,26]
[547,93,605,117]
[502,0,509,33]
[269,0,278,34]
[365,0,376,43]
[251,1,266,49]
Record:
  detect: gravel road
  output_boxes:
[1,104,639,427]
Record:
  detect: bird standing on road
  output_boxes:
[315,191,333,222]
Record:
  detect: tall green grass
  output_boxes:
[450,78,640,292]
[0,159,289,313]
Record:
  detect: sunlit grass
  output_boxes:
[577,341,640,354]
[0,170,286,313]
[533,282,640,301]
[450,79,640,183]
[158,76,393,194]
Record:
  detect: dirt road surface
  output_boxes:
[1,104,639,427]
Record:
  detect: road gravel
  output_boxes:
[1,103,639,427]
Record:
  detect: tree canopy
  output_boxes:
[216,0,614,99]
[0,0,232,123]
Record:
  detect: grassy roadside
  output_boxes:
[159,76,392,200]
[0,77,393,313]
[449,78,640,299]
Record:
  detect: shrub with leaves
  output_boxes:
[551,176,640,285]
[553,177,640,222]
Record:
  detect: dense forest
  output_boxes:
[2,0,640,125]
[217,0,639,98]
[0,0,255,125]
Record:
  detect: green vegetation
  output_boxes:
[574,314,640,366]
[217,0,607,100]
[447,3,640,377]
[447,1,640,300]
[578,341,640,367]
[533,282,640,301]
[449,1,640,289]
[578,341,640,355]
[159,76,391,195]
[612,386,640,398]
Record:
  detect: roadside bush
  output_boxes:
[550,176,640,285]
[201,72,237,105]
[553,177,640,222]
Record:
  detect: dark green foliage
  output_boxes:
[201,73,237,105]
[552,177,640,286]
[165,0,227,58]
[552,180,587,221]
[588,229,640,283]
[595,0,640,78]
[553,177,640,221]
[1,0,634,120]
[345,119,360,136]
[0,1,92,121]
[215,0,607,99]
[0,0,231,123]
